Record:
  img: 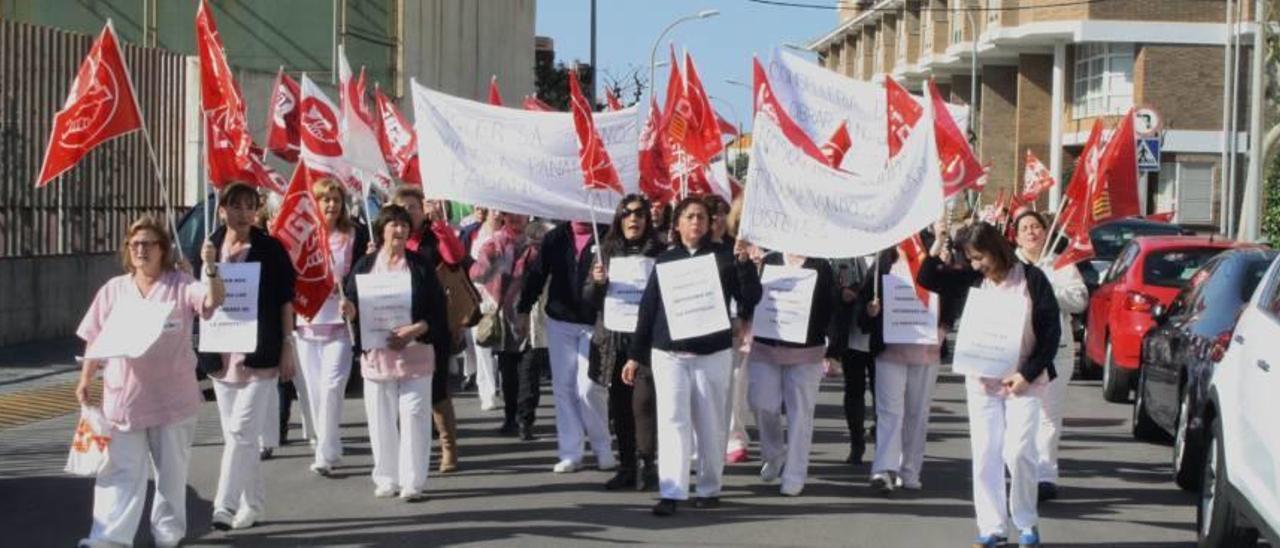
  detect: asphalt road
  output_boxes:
[0,363,1201,547]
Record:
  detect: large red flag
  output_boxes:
[488,75,504,106]
[605,88,623,111]
[266,68,301,162]
[569,68,623,194]
[1090,108,1141,223]
[898,233,931,305]
[820,120,852,168]
[270,162,334,320]
[1054,118,1105,270]
[37,21,143,186]
[197,0,254,185]
[928,79,984,198]
[638,97,675,204]
[886,77,923,158]
[658,52,714,197]
[751,57,827,163]
[522,95,555,111]
[372,87,422,185]
[678,52,723,165]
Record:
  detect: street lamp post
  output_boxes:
[647,9,719,105]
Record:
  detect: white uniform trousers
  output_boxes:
[87,416,196,547]
[363,375,433,492]
[213,378,275,515]
[725,345,752,454]
[1036,350,1072,483]
[296,335,353,467]
[871,359,939,486]
[461,329,478,377]
[651,348,733,500]
[258,384,279,451]
[468,326,500,409]
[965,377,1043,537]
[747,357,824,492]
[546,318,613,466]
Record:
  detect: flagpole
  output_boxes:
[138,125,187,262]
[359,171,377,243]
[587,190,605,270]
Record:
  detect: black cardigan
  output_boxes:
[193,226,296,373]
[750,253,843,359]
[516,222,606,325]
[915,255,1061,381]
[627,241,763,365]
[344,252,451,363]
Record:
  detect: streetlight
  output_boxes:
[647,9,720,104]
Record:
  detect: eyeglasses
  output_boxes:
[127,240,161,251]
[621,208,646,218]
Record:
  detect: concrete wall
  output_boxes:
[980,65,1019,195]
[1016,54,1054,207]
[0,254,118,347]
[404,0,535,107]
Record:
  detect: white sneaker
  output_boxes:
[900,478,922,490]
[210,508,235,530]
[374,485,398,498]
[399,488,427,502]
[780,482,804,497]
[552,459,580,473]
[309,463,332,476]
[760,456,786,483]
[231,507,261,530]
[869,472,896,494]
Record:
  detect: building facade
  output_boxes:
[809,0,1258,232]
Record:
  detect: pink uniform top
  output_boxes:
[360,254,435,381]
[77,271,209,431]
[212,244,279,384]
[297,230,354,341]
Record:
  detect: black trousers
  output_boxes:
[497,350,523,424]
[608,353,657,471]
[517,348,551,428]
[278,380,297,441]
[841,348,876,456]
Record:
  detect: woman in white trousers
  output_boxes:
[746,252,842,496]
[918,221,1062,548]
[623,197,762,516]
[1013,210,1087,502]
[74,217,224,548]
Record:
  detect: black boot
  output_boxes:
[605,468,637,490]
[639,458,658,491]
[519,424,536,441]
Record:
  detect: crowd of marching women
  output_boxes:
[72,178,1082,548]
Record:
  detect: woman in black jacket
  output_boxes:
[623,196,762,516]
[915,221,1060,548]
[746,251,844,497]
[584,194,664,491]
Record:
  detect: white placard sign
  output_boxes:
[952,287,1030,378]
[738,112,944,259]
[85,298,176,360]
[882,273,939,345]
[752,265,818,344]
[603,256,655,333]
[199,262,261,353]
[411,80,641,222]
[355,272,413,350]
[656,254,730,340]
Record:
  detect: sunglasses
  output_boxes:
[621,208,647,218]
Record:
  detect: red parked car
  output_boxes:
[1083,236,1243,403]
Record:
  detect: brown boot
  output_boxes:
[433,398,458,473]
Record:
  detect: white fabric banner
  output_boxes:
[411,80,640,222]
[603,256,655,334]
[953,286,1030,378]
[881,273,939,345]
[768,49,969,175]
[752,265,817,344]
[656,254,730,341]
[85,298,176,360]
[199,262,261,353]
[738,108,944,259]
[355,272,413,350]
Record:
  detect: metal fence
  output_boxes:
[0,19,187,258]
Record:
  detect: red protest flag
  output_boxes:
[898,233,931,306]
[266,68,301,162]
[522,95,555,112]
[373,87,422,185]
[1021,149,1055,202]
[657,50,711,196]
[638,97,675,204]
[488,75,504,106]
[270,162,335,320]
[569,68,623,194]
[36,20,144,186]
[1090,108,1141,223]
[820,120,852,168]
[679,52,724,165]
[605,88,623,111]
[928,79,983,198]
[1053,118,1105,270]
[751,57,827,163]
[717,113,739,137]
[196,0,255,185]
[885,76,923,159]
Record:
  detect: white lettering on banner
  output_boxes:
[85,298,176,360]
[738,110,944,259]
[603,256,655,334]
[768,49,968,173]
[656,254,730,341]
[355,272,413,350]
[199,262,261,353]
[952,287,1030,378]
[411,80,640,222]
[753,265,817,344]
[881,273,939,345]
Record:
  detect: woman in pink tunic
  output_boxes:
[74,216,225,548]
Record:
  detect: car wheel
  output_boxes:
[1102,339,1132,403]
[1132,367,1164,441]
[1197,416,1259,547]
[1174,389,1206,491]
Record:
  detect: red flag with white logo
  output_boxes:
[36,21,143,186]
[569,68,623,194]
[751,57,827,163]
[488,75,504,106]
[266,68,301,163]
[372,87,422,185]
[196,0,255,186]
[1053,118,1105,270]
[820,120,852,169]
[928,80,983,199]
[1021,149,1055,202]
[898,233,931,306]
[337,47,391,192]
[638,97,675,204]
[269,161,334,320]
[658,51,714,196]
[1090,108,1141,223]
[299,74,359,195]
[886,77,923,159]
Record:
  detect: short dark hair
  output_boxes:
[218,182,260,209]
[671,196,711,246]
[372,204,413,248]
[1013,210,1048,233]
[959,222,1017,273]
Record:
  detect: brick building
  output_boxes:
[808,0,1258,231]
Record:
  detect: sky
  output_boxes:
[535,0,838,133]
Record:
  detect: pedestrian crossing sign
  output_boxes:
[1137,138,1161,172]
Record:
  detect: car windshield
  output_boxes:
[1142,248,1226,288]
[1090,223,1183,260]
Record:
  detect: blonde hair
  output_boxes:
[120,216,177,274]
[311,177,354,233]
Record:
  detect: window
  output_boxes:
[1176,162,1215,225]
[987,0,1001,28]
[951,4,965,45]
[1072,43,1134,119]
[1142,248,1225,289]
[897,17,908,62]
[921,12,933,55]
